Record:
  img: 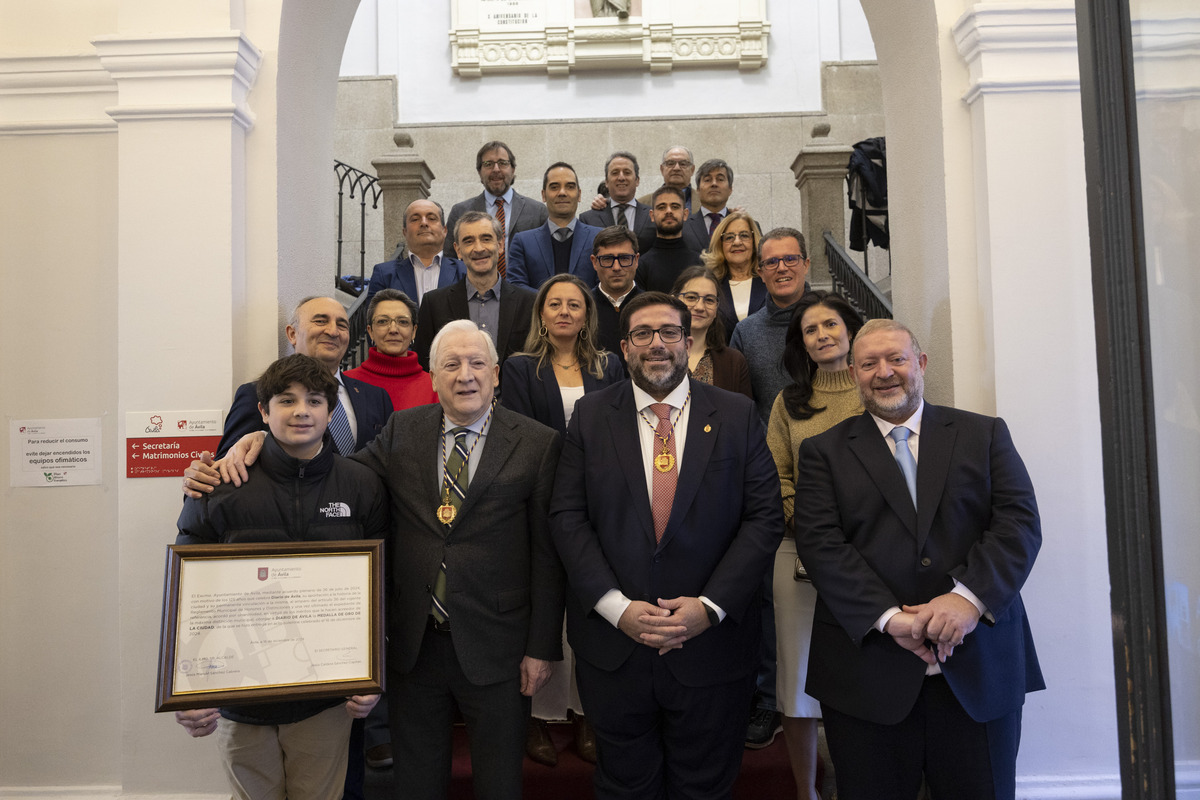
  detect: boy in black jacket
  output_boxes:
[173,354,387,800]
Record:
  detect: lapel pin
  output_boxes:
[704,425,712,433]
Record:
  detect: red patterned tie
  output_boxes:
[707,211,723,236]
[494,197,507,279]
[650,403,678,543]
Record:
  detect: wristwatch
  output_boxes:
[701,600,720,627]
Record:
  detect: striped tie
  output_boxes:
[432,427,470,623]
[328,399,355,455]
[494,198,507,278]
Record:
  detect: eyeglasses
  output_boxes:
[372,316,413,329]
[626,325,685,346]
[677,292,718,309]
[480,159,512,170]
[760,254,806,272]
[662,159,692,168]
[596,253,636,268]
[721,231,753,243]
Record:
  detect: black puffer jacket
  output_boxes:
[175,432,387,725]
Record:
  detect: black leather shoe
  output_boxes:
[365,743,393,769]
[745,708,782,749]
[526,717,558,766]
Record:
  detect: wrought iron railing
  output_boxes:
[334,160,382,292]
[340,289,372,372]
[825,231,892,320]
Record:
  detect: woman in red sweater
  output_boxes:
[345,288,437,411]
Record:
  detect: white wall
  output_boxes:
[340,0,877,122]
[0,0,1169,797]
[861,1,1121,795]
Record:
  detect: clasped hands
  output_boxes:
[884,592,981,666]
[618,597,710,655]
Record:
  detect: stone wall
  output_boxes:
[333,61,883,284]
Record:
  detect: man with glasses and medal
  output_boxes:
[550,291,782,799]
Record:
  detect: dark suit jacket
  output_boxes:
[717,275,768,342]
[366,252,464,302]
[579,201,656,255]
[506,222,601,290]
[550,380,783,687]
[215,374,393,458]
[412,278,537,371]
[443,190,549,258]
[353,403,563,686]
[592,285,642,372]
[794,405,1044,725]
[500,352,625,435]
[682,209,719,255]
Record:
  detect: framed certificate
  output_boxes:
[155,540,384,712]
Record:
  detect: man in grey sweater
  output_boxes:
[729,227,811,425]
[727,226,811,750]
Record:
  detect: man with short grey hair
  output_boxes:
[414,211,536,371]
[794,317,1043,800]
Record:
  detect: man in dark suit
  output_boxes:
[414,211,536,371]
[681,158,756,255]
[507,162,601,290]
[589,225,642,370]
[580,151,657,255]
[794,318,1044,800]
[442,141,549,278]
[203,320,564,800]
[550,291,783,799]
[366,198,464,304]
[214,296,392,458]
[357,319,563,800]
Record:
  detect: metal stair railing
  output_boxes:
[824,231,892,320]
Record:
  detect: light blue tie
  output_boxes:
[889,426,917,508]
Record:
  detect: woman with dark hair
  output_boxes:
[344,288,437,411]
[500,272,621,766]
[670,266,753,400]
[700,210,768,340]
[766,290,865,800]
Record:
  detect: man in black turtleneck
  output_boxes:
[634,185,704,294]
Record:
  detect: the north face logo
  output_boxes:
[319,502,351,518]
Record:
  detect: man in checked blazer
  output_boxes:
[442,140,549,260]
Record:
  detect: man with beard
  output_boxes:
[366,198,464,305]
[550,292,782,799]
[443,141,549,279]
[634,185,702,294]
[414,211,536,371]
[793,319,1044,800]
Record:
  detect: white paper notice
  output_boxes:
[10,418,103,487]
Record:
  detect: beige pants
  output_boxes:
[215,704,351,800]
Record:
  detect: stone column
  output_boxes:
[790,121,852,287]
[372,131,436,258]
